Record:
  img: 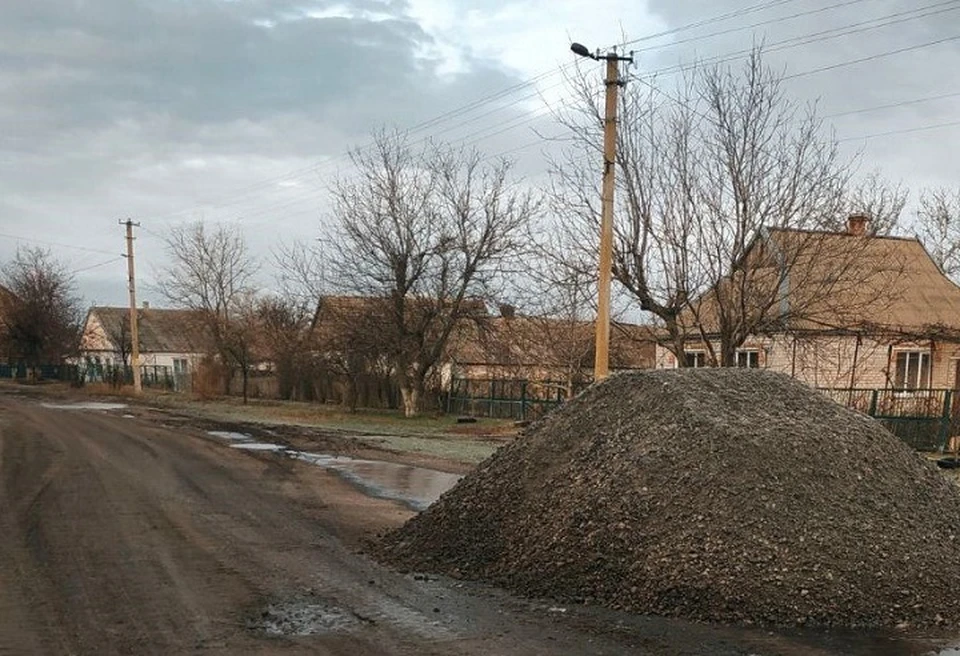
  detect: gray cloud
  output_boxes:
[0,0,528,305]
[4,0,960,308]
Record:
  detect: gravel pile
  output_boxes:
[382,369,960,629]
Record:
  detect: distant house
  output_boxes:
[446,306,656,387]
[656,216,960,390]
[78,305,212,381]
[310,294,656,391]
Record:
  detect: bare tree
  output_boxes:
[157,222,259,395]
[0,247,82,370]
[257,294,314,401]
[839,170,908,236]
[550,47,894,367]
[548,59,716,365]
[916,186,960,282]
[105,313,133,366]
[329,131,537,416]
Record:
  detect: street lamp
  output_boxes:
[570,42,633,381]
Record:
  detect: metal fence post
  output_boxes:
[868,389,879,417]
[520,381,527,422]
[939,389,953,451]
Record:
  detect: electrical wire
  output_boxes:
[72,256,126,274]
[784,31,960,80]
[823,90,960,119]
[0,232,120,257]
[838,118,960,142]
[642,0,960,80]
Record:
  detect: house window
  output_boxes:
[736,350,760,368]
[173,358,188,376]
[684,351,706,368]
[894,351,930,390]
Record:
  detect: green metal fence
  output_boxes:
[446,378,590,421]
[818,387,956,451]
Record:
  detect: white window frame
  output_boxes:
[736,349,760,369]
[683,351,707,368]
[893,350,931,390]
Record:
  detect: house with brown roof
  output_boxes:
[310,295,656,391]
[446,307,656,386]
[656,215,960,390]
[79,305,213,380]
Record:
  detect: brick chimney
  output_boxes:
[847,213,870,236]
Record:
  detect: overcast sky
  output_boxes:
[2,0,959,308]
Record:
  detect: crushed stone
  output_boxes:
[381,369,960,629]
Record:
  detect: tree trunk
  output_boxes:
[223,364,234,396]
[399,385,420,418]
[399,375,427,418]
[343,374,359,412]
[242,365,249,405]
[719,337,737,367]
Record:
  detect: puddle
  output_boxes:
[208,430,461,510]
[122,414,135,419]
[933,648,960,655]
[208,430,254,442]
[230,443,286,451]
[252,598,358,636]
[295,452,462,511]
[41,402,128,411]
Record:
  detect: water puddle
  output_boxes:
[41,402,128,411]
[295,452,462,511]
[208,430,461,510]
[231,443,286,452]
[208,430,254,442]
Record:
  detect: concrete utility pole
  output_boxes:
[570,42,633,380]
[121,219,142,395]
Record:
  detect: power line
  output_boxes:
[621,0,805,48]
[643,1,960,80]
[73,256,126,274]
[785,32,960,80]
[823,90,960,119]
[630,0,880,56]
[0,232,119,257]
[838,118,960,142]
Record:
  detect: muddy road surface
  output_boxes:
[0,392,954,655]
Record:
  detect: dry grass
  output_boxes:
[71,382,517,439]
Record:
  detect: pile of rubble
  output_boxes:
[382,369,960,628]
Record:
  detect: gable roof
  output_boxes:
[85,306,213,354]
[449,315,656,371]
[690,227,960,339]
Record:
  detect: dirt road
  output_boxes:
[0,391,951,655]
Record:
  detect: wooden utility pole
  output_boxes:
[590,48,632,380]
[121,219,142,394]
